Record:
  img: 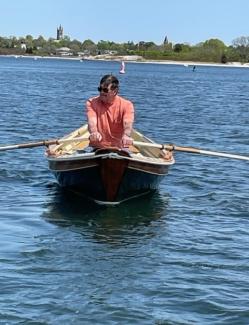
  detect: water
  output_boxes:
[0,56,249,324]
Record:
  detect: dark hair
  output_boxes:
[99,74,119,90]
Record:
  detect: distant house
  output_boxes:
[20,42,26,50]
[56,47,73,56]
[96,50,118,55]
[77,50,91,56]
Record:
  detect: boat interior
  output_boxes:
[48,124,173,163]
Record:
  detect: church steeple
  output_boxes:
[57,25,63,40]
[163,35,169,45]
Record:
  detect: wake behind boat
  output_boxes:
[46,125,174,205]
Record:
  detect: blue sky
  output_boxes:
[1,0,249,45]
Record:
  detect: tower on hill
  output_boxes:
[163,36,169,45]
[57,25,63,40]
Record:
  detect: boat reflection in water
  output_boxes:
[42,186,170,245]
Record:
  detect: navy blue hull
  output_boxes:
[48,147,173,204]
[53,166,165,203]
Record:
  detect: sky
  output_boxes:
[1,0,249,46]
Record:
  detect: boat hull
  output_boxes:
[48,150,172,204]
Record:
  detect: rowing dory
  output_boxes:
[46,125,175,205]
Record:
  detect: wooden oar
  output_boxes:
[0,136,89,152]
[1,136,248,162]
[133,141,249,161]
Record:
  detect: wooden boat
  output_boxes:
[46,125,175,205]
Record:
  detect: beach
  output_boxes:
[3,53,249,68]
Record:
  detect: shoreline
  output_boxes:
[2,54,249,69]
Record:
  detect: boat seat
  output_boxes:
[95,147,131,157]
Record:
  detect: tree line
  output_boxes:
[1,34,249,63]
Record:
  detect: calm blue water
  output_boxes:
[0,56,249,324]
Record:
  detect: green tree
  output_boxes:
[202,38,226,50]
[232,36,249,62]
[69,39,82,54]
[174,43,183,52]
[232,36,249,47]
[81,39,96,54]
[33,35,46,48]
[97,40,112,51]
[10,36,18,48]
[59,35,71,47]
[82,39,95,49]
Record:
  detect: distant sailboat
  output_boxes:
[119,61,125,74]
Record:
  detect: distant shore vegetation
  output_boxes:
[1,34,249,63]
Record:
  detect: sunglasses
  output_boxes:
[98,86,110,93]
[98,86,117,93]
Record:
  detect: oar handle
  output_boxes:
[172,145,249,161]
[0,137,89,152]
